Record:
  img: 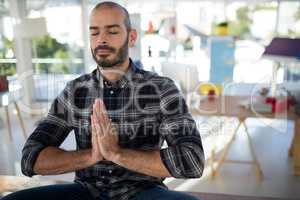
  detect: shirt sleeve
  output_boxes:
[159,78,205,178]
[21,83,73,177]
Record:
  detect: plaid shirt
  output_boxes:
[21,60,205,200]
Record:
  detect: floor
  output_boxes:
[0,104,300,199]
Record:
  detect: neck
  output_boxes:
[100,58,130,83]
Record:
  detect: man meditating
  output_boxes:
[2,2,204,200]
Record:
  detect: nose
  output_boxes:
[96,32,108,45]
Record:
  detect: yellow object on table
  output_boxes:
[199,83,223,95]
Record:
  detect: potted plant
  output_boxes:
[0,36,14,92]
[0,66,9,92]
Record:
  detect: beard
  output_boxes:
[91,37,129,69]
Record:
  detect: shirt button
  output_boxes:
[109,170,112,174]
[110,90,114,94]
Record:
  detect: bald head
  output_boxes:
[92,1,131,31]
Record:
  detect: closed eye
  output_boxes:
[91,32,99,36]
[108,31,119,35]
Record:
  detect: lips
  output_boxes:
[94,45,115,55]
[96,49,112,55]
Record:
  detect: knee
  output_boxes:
[1,191,26,200]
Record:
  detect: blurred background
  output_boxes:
[0,0,300,199]
[1,0,300,101]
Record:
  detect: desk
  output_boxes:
[191,95,300,178]
[0,88,27,141]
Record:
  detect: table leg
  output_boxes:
[13,102,27,139]
[289,137,295,157]
[292,119,300,176]
[210,148,216,178]
[212,118,243,178]
[4,106,13,141]
[243,121,263,181]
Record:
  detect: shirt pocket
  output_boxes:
[139,103,161,115]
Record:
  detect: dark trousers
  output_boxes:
[1,183,199,200]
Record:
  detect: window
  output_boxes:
[27,0,84,74]
[0,0,16,76]
[277,1,300,37]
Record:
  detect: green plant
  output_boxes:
[278,5,300,37]
[217,22,228,27]
[253,4,277,11]
[0,36,16,76]
[32,35,70,74]
[229,6,253,39]
[294,6,300,21]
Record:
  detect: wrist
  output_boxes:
[111,148,123,164]
[85,149,98,166]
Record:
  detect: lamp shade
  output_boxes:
[262,37,300,61]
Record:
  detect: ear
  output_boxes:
[128,29,137,48]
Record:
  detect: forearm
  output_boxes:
[113,149,171,178]
[33,146,94,175]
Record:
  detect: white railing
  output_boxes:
[0,58,83,64]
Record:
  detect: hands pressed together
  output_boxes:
[89,99,121,164]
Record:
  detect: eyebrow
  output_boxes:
[89,24,121,30]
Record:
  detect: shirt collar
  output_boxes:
[95,58,137,89]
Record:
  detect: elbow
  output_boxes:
[173,147,205,178]
[173,162,204,179]
[186,162,204,178]
[21,154,36,177]
[21,143,45,177]
[160,139,205,179]
[179,147,205,178]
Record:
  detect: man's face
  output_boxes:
[89,7,130,68]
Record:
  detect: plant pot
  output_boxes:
[0,75,9,92]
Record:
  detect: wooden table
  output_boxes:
[191,95,300,178]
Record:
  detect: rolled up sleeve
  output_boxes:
[159,78,205,178]
[21,83,73,177]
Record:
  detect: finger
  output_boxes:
[91,116,99,148]
[91,115,95,135]
[108,121,116,136]
[95,113,108,137]
[93,99,107,131]
[102,119,114,137]
[93,100,101,120]
[98,99,110,123]
[92,114,103,137]
[92,103,101,131]
[91,115,99,139]
[93,115,105,156]
[94,99,113,138]
[91,121,97,147]
[95,100,111,135]
[113,124,119,141]
[91,116,103,159]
